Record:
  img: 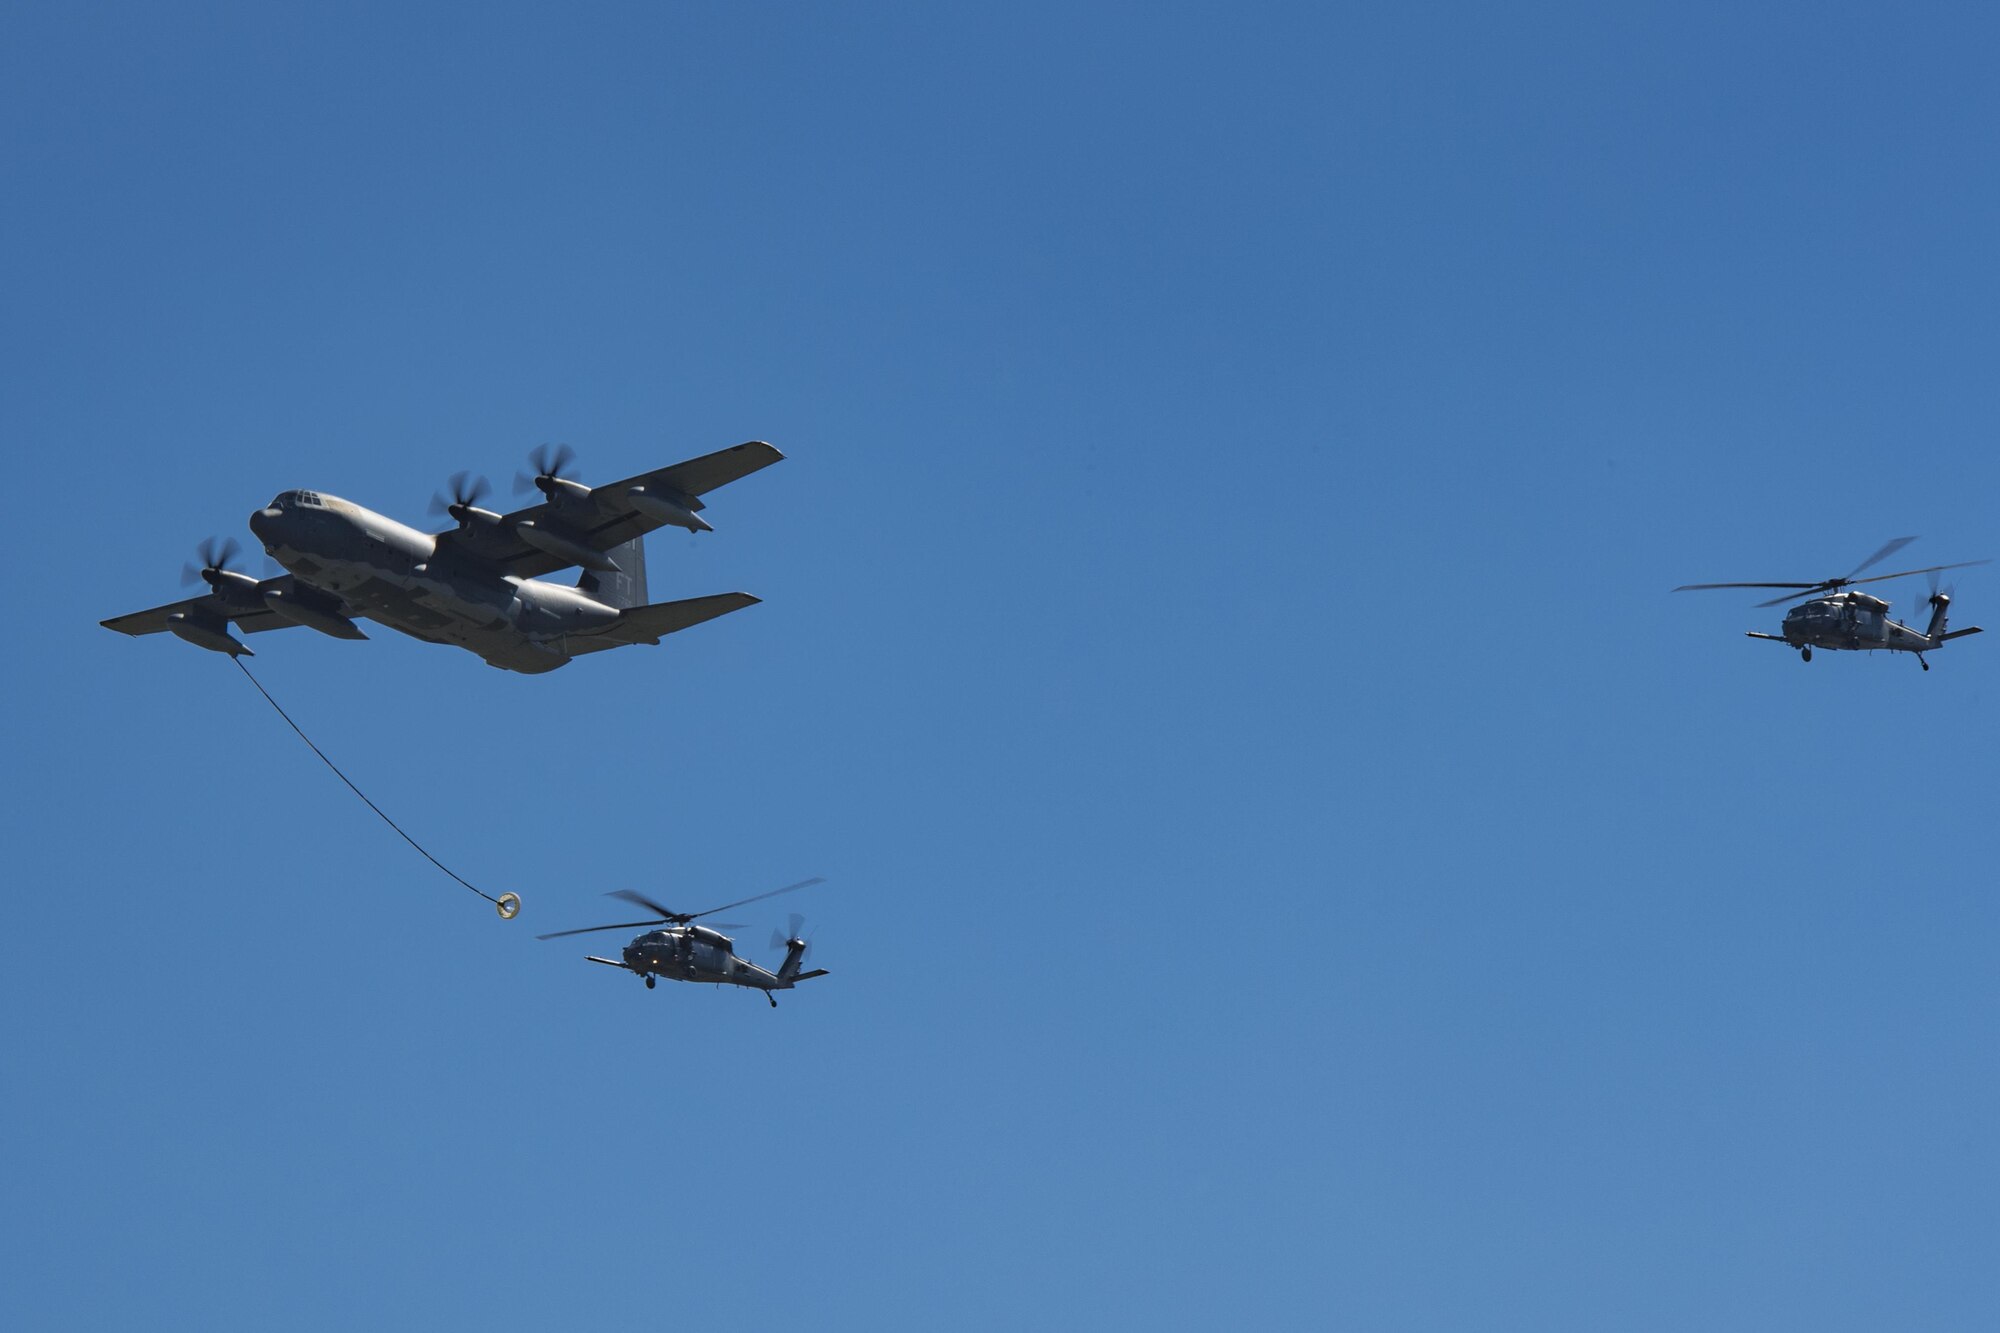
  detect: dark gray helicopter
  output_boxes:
[1674,537,1988,669]
[538,877,829,1005]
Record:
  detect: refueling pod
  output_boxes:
[262,587,368,639]
[627,486,711,533]
[165,613,251,656]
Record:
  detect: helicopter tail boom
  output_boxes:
[776,938,811,983]
[1924,594,1984,645]
[1926,593,1952,641]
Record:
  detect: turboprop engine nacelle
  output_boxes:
[627,486,711,533]
[166,613,251,656]
[514,521,621,573]
[262,588,368,640]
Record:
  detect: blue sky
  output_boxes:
[6,3,1999,1328]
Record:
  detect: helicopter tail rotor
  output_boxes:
[770,912,811,959]
[773,913,821,982]
[1924,569,1957,639]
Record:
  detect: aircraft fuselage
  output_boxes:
[249,489,615,673]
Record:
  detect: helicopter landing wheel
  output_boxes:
[1921,658,1930,671]
[1801,647,1812,662]
[644,975,656,989]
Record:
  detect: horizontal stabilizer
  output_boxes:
[790,968,830,982]
[1942,626,1984,641]
[569,591,760,653]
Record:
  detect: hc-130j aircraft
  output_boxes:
[103,441,782,674]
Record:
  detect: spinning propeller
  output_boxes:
[771,912,813,960]
[535,876,827,941]
[181,536,243,587]
[515,442,581,497]
[428,470,493,522]
[1673,537,1989,607]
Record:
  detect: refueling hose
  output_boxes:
[233,656,521,919]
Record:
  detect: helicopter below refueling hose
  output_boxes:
[537,877,830,1006]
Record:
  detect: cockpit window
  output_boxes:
[271,490,323,508]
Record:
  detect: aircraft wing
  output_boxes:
[101,575,333,638]
[433,441,784,578]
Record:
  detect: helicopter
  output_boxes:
[537,877,829,1005]
[1674,537,1988,669]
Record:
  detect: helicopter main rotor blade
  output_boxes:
[1749,559,1991,608]
[1754,588,1823,608]
[686,876,827,922]
[1846,536,1917,580]
[1841,559,1991,590]
[535,919,666,941]
[1673,581,1824,593]
[607,888,684,920]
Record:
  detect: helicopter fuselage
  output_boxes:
[585,924,828,1002]
[1675,539,1988,669]
[544,877,830,1003]
[1779,592,1929,652]
[621,926,785,989]
[1757,589,1981,666]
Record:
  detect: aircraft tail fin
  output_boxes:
[774,927,828,984]
[1926,591,1952,641]
[576,535,649,610]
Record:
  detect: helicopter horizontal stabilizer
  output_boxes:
[1941,627,1984,641]
[585,955,632,970]
[790,968,830,983]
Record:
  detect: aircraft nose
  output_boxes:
[249,507,283,541]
